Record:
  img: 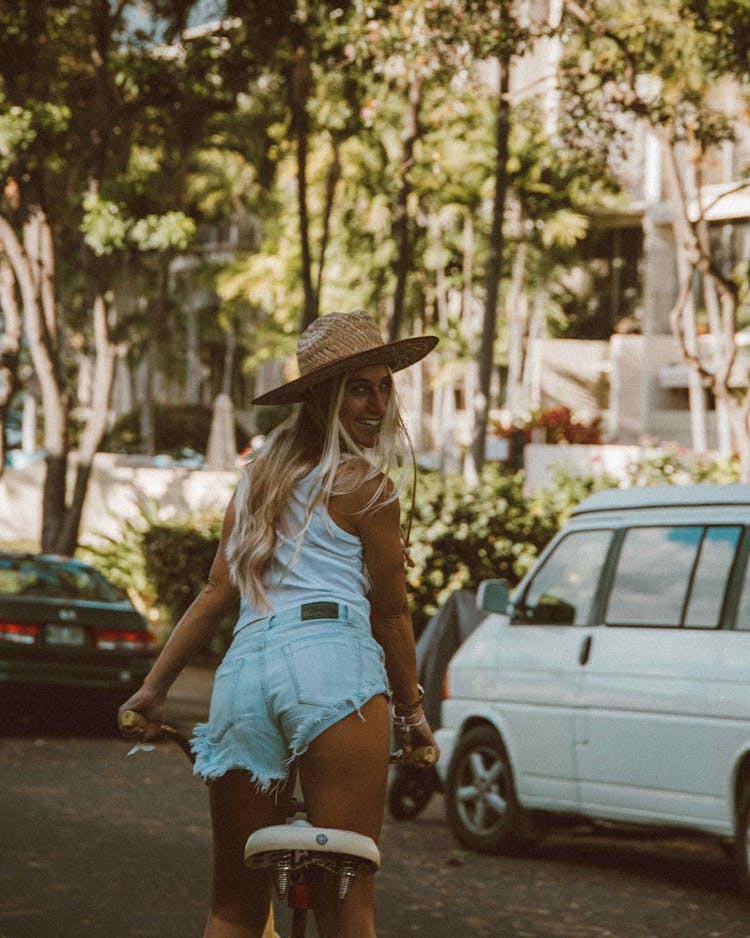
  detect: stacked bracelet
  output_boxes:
[391,682,426,731]
[392,712,426,730]
[392,682,425,716]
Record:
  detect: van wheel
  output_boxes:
[735,784,750,896]
[446,726,528,853]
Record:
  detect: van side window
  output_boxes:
[733,548,750,630]
[606,526,740,628]
[513,529,612,626]
[684,526,741,627]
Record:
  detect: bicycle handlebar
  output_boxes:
[119,709,438,767]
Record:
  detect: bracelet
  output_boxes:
[392,713,426,730]
[392,683,425,716]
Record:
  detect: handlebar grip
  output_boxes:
[119,709,149,732]
[119,709,195,763]
[398,745,439,766]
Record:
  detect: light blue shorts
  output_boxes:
[190,602,389,791]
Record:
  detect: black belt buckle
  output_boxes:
[301,601,340,621]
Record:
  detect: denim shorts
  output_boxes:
[190,602,389,791]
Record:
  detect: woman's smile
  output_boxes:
[340,365,392,447]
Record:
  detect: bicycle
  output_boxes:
[119,709,437,937]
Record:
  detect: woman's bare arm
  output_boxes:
[330,476,438,757]
[118,498,240,733]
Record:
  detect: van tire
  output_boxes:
[735,785,750,896]
[445,726,528,853]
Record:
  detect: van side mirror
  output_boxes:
[476,579,511,614]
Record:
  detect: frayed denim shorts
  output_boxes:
[190,602,389,792]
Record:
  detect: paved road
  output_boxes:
[2,668,750,937]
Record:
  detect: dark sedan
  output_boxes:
[0,552,156,711]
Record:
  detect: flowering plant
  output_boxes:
[492,406,602,445]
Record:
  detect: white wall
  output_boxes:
[0,453,239,548]
[523,443,643,491]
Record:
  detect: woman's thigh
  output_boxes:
[207,770,293,925]
[296,695,391,938]
[297,694,391,840]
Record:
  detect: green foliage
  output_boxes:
[80,195,130,255]
[102,403,249,456]
[140,514,236,657]
[81,194,196,256]
[78,511,158,610]
[623,444,741,485]
[405,466,560,635]
[129,212,196,252]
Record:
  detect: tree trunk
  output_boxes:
[315,138,342,311]
[388,75,422,342]
[0,254,22,477]
[505,238,528,421]
[470,54,511,475]
[292,46,316,331]
[141,254,170,456]
[0,210,69,550]
[662,135,746,469]
[663,143,708,451]
[54,292,118,555]
[222,315,236,398]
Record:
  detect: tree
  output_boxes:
[0,0,247,552]
[562,0,750,475]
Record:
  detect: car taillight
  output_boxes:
[442,672,450,700]
[0,622,40,645]
[93,628,155,651]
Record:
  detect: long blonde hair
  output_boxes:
[227,369,411,607]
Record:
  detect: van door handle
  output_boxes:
[579,634,592,666]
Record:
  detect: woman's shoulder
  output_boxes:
[333,459,395,511]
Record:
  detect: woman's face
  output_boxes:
[339,364,393,447]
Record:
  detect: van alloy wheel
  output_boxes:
[446,726,529,853]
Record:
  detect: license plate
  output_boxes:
[46,624,86,647]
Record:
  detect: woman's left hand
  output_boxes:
[117,684,167,741]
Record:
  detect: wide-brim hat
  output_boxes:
[252,310,438,405]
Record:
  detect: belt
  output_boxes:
[300,601,344,621]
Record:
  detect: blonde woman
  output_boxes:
[119,311,439,938]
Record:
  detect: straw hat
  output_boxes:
[252,310,438,405]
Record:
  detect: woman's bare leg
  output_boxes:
[297,694,391,938]
[203,770,293,938]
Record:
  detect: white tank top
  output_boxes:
[233,469,371,633]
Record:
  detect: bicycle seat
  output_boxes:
[244,820,381,870]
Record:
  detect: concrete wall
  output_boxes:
[0,454,239,548]
[523,443,643,491]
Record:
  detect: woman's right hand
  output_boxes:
[393,706,440,766]
[118,684,167,741]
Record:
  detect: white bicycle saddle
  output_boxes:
[244,820,381,871]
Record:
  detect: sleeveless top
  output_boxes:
[233,468,371,634]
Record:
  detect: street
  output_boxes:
[1,668,749,938]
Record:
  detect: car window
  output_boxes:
[0,557,124,603]
[732,548,750,631]
[684,526,741,627]
[514,529,612,626]
[605,526,740,628]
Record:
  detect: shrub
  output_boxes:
[140,514,235,658]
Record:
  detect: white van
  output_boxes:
[436,483,750,894]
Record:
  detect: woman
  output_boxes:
[119,310,439,938]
